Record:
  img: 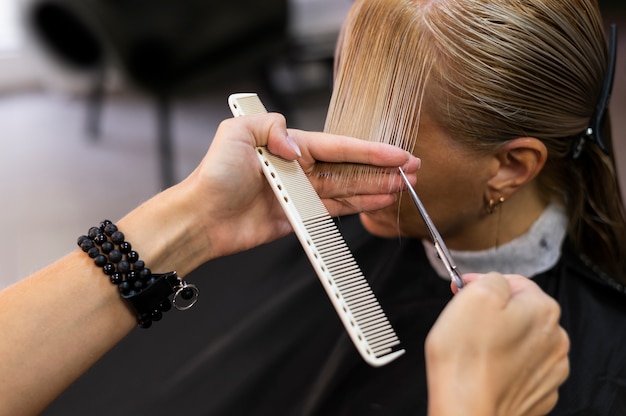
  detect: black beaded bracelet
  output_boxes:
[77,220,199,328]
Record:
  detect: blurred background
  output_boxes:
[0,0,624,292]
[0,0,353,289]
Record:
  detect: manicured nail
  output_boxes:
[286,135,302,158]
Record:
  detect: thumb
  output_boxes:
[259,114,302,159]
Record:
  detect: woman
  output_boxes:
[320,0,625,414]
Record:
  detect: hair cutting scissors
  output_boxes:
[398,168,465,289]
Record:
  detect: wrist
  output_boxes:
[427,362,497,416]
[79,217,200,328]
[116,179,214,277]
[428,388,496,416]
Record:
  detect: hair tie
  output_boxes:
[572,24,617,159]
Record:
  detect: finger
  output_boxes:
[323,194,399,216]
[311,171,417,200]
[529,391,561,416]
[290,129,418,169]
[556,328,571,384]
[457,273,541,298]
[503,274,559,317]
[459,273,484,285]
[228,113,302,161]
[455,272,512,309]
[450,273,482,295]
[521,331,570,416]
[451,272,502,295]
[500,273,545,298]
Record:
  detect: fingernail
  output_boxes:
[401,156,421,172]
[286,135,302,158]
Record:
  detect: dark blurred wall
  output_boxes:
[600,0,626,13]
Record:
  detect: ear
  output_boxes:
[486,137,547,200]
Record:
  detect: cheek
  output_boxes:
[359,194,433,238]
[415,162,487,235]
[359,200,405,237]
[359,132,492,239]
[359,162,486,239]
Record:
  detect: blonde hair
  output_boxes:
[322,0,626,281]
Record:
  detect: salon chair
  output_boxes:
[25,0,289,188]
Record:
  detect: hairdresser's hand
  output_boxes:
[425,273,570,416]
[187,113,419,261]
[118,113,417,276]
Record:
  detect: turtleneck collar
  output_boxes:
[423,203,567,281]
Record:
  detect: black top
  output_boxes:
[44,215,626,415]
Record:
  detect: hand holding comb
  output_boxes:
[228,93,405,367]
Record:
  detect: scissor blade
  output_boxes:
[398,168,464,289]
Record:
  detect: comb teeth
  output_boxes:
[301,214,401,355]
[229,93,405,367]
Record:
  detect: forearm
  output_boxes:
[116,176,215,277]
[427,375,496,416]
[0,250,135,415]
[0,180,214,415]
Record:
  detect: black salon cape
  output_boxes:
[44,215,626,415]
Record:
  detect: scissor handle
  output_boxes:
[434,243,464,289]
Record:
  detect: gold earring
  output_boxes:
[487,196,505,215]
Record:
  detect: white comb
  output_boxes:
[228,93,405,367]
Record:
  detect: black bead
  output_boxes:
[111,231,125,245]
[87,247,100,258]
[104,223,118,236]
[119,241,132,253]
[139,268,151,281]
[94,254,107,267]
[160,299,172,312]
[108,249,122,263]
[138,314,152,328]
[101,241,114,254]
[77,235,90,247]
[119,281,131,294]
[117,260,131,274]
[110,273,123,285]
[88,227,100,239]
[133,279,144,290]
[79,239,94,252]
[181,287,195,300]
[103,263,115,275]
[93,233,107,245]
[151,309,163,321]
[100,220,112,230]
[127,270,137,281]
[133,260,145,271]
[127,251,139,263]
